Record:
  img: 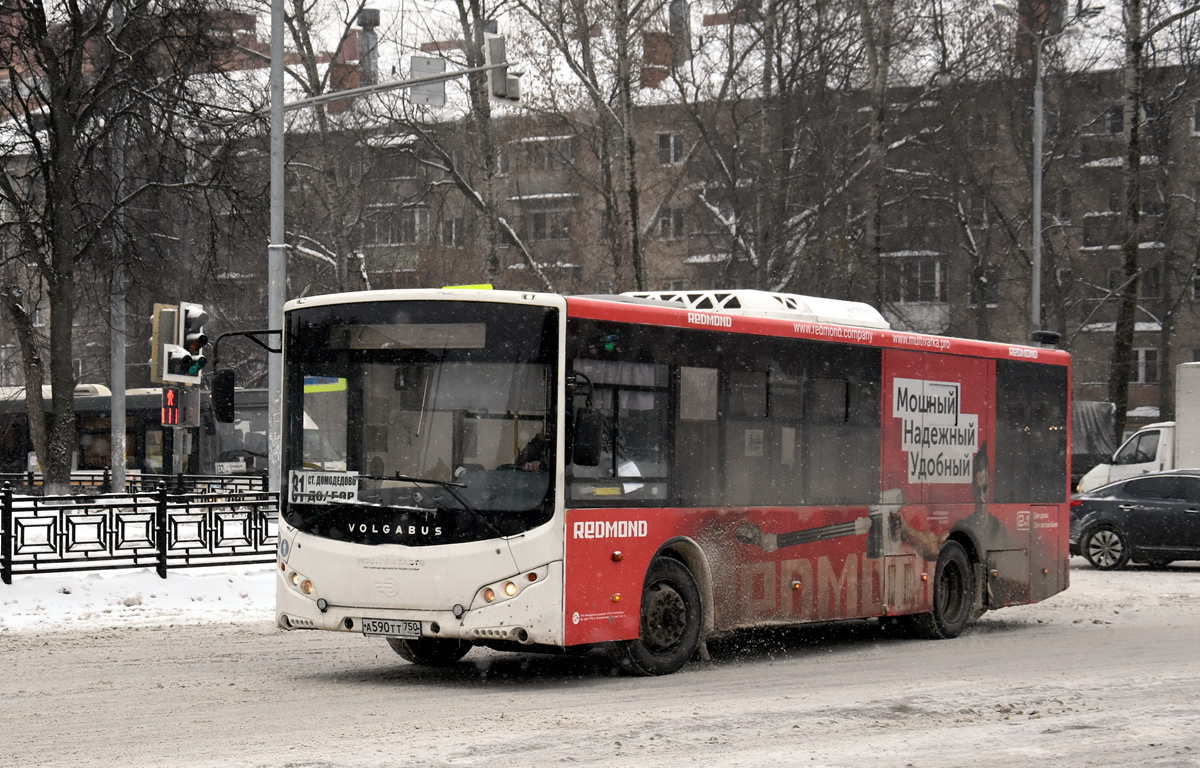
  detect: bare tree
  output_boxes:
[1109,0,1200,442]
[0,0,250,491]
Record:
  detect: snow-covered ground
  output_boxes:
[4,557,1200,634]
[0,564,276,632]
[3,559,1200,768]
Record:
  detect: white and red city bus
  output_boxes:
[275,288,1070,674]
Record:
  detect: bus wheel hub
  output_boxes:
[643,584,687,649]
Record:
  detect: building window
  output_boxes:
[1083,214,1118,248]
[1131,348,1159,384]
[395,208,430,245]
[1192,101,1200,135]
[967,267,1000,307]
[1107,188,1122,212]
[523,136,576,172]
[494,148,510,176]
[1110,265,1160,298]
[365,207,430,246]
[969,112,998,147]
[968,196,988,228]
[1142,185,1164,217]
[529,210,571,241]
[658,208,685,239]
[662,279,685,290]
[441,217,464,248]
[1051,187,1072,223]
[1108,104,1124,135]
[378,149,419,180]
[658,132,684,165]
[1141,264,1161,298]
[883,257,945,304]
[1193,267,1200,301]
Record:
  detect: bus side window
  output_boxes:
[995,360,1068,502]
[724,370,770,506]
[677,367,719,506]
[567,359,669,502]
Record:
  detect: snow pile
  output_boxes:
[0,565,276,632]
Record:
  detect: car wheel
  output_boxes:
[611,556,702,676]
[1082,526,1131,570]
[387,637,473,666]
[907,541,974,640]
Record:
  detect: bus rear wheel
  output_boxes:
[612,556,702,676]
[387,636,473,666]
[907,541,973,640]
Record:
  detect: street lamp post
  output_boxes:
[265,16,518,494]
[994,3,1083,334]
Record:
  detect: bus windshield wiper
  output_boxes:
[386,473,506,539]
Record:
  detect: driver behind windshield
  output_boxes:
[517,432,549,472]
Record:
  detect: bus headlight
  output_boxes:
[288,570,317,598]
[474,567,549,608]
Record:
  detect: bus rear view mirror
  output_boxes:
[571,408,604,466]
[212,369,236,423]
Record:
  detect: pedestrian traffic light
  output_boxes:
[162,301,208,385]
[162,386,181,426]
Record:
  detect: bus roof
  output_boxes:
[280,288,1068,367]
[567,293,1070,367]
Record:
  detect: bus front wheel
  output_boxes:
[387,636,473,666]
[612,556,702,676]
[907,540,973,640]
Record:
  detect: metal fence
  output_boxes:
[0,482,279,584]
[0,470,270,495]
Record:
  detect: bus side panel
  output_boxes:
[563,507,663,645]
[882,350,993,507]
[882,350,1026,611]
[1029,502,1069,603]
[563,505,890,646]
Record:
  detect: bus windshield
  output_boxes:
[283,300,559,546]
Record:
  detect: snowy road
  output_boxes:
[3,560,1199,768]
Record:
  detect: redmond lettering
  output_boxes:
[572,520,649,539]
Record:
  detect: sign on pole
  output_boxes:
[409,56,446,106]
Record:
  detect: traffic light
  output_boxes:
[150,303,178,385]
[482,33,520,101]
[162,386,181,426]
[162,301,208,385]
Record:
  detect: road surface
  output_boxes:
[3,559,1199,767]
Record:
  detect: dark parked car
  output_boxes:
[1070,470,1200,570]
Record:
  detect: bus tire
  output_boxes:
[907,541,973,640]
[387,637,473,666]
[612,556,702,676]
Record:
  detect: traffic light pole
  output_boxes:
[268,0,286,497]
[266,27,516,494]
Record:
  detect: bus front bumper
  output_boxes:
[276,559,564,647]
